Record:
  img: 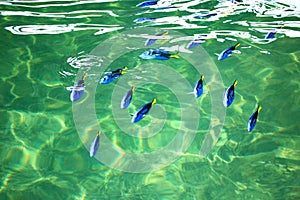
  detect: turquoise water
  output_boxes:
[1,0,300,199]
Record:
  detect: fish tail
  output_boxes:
[123,66,128,70]
[97,131,101,137]
[82,72,88,80]
[234,43,240,49]
[170,54,179,59]
[233,80,238,86]
[201,75,204,80]
[152,98,157,105]
[257,105,262,113]
[131,85,134,92]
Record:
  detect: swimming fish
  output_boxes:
[247,105,262,132]
[121,86,134,109]
[223,80,238,107]
[187,38,205,49]
[69,73,87,102]
[193,11,217,19]
[139,49,179,60]
[145,31,168,46]
[136,0,158,7]
[131,98,156,123]
[99,66,128,84]
[90,131,101,157]
[194,75,204,98]
[133,17,156,24]
[265,25,284,39]
[217,43,240,60]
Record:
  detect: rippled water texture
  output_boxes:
[1,0,300,199]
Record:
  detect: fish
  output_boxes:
[223,80,238,107]
[194,75,205,98]
[247,105,262,132]
[136,0,158,7]
[216,43,240,60]
[131,98,156,123]
[139,49,179,60]
[187,38,205,49]
[70,73,87,102]
[99,66,128,84]
[193,11,217,19]
[121,86,134,109]
[265,25,284,39]
[90,131,101,157]
[145,31,168,46]
[133,17,156,24]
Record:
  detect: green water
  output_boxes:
[1,0,300,199]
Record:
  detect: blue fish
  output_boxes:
[69,73,87,102]
[193,12,217,19]
[99,66,128,84]
[217,43,240,60]
[121,86,134,109]
[90,131,101,157]
[265,26,284,39]
[145,31,168,46]
[247,105,262,132]
[223,80,238,107]
[193,75,204,98]
[187,38,205,49]
[131,98,156,123]
[133,17,156,24]
[139,49,179,60]
[136,0,158,7]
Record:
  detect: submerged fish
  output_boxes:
[193,75,205,98]
[121,86,134,109]
[187,38,205,49]
[193,11,217,19]
[131,98,156,123]
[247,105,262,132]
[90,131,101,157]
[69,73,87,102]
[145,31,168,46]
[99,66,128,84]
[265,25,284,39]
[133,17,156,24]
[223,80,238,107]
[217,43,240,60]
[139,49,179,60]
[136,0,158,7]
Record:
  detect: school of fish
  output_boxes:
[66,0,283,157]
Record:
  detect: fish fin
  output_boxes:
[234,43,241,48]
[123,66,128,70]
[129,114,134,116]
[121,71,127,75]
[152,98,157,105]
[170,54,179,59]
[97,131,101,137]
[215,53,220,57]
[131,85,134,92]
[233,80,238,86]
[82,72,88,80]
[201,75,204,81]
[257,105,262,113]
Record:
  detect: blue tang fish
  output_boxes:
[90,131,101,157]
[133,17,156,24]
[99,66,128,84]
[265,25,284,39]
[247,105,262,132]
[69,73,87,102]
[136,0,158,7]
[217,43,240,60]
[187,38,205,49]
[131,98,156,123]
[223,80,238,107]
[145,31,168,46]
[121,86,134,109]
[194,75,204,98]
[139,49,179,60]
